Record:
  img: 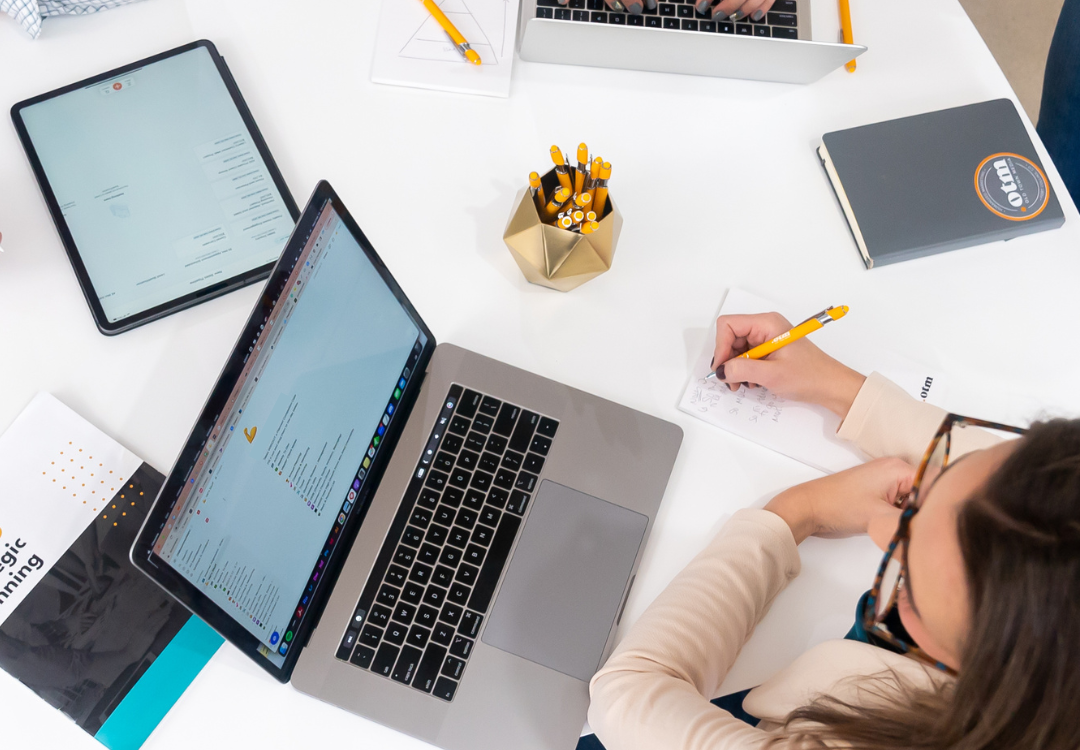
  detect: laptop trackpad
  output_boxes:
[481,480,648,682]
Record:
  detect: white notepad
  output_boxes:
[371,0,520,97]
[678,289,949,474]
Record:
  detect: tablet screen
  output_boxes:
[17,45,295,326]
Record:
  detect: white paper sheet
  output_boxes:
[0,393,142,624]
[371,0,520,97]
[678,289,949,474]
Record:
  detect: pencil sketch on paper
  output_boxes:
[400,0,510,65]
[688,378,787,426]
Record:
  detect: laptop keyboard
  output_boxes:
[337,384,558,702]
[535,0,799,38]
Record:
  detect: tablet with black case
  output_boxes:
[12,40,299,334]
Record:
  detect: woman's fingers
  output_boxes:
[710,0,742,19]
[712,312,790,369]
[747,0,775,20]
[737,0,769,20]
[711,0,770,20]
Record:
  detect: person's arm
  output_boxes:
[712,314,1003,465]
[588,509,800,750]
[589,458,915,750]
[587,458,915,750]
[835,373,947,465]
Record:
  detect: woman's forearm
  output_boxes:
[588,509,801,750]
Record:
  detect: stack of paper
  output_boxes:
[371,0,522,97]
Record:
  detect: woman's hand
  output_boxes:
[711,311,866,420]
[704,0,774,21]
[595,0,772,17]
[764,458,915,544]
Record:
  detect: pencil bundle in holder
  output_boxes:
[530,144,613,230]
[503,142,623,292]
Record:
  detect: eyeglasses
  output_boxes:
[861,413,1027,675]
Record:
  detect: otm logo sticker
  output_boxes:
[974,153,1050,221]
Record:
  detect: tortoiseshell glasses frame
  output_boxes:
[861,413,1027,675]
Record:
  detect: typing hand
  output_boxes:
[711,311,866,419]
[764,458,914,544]
[698,0,774,21]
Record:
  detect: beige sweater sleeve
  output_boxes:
[837,372,1003,464]
[587,375,1005,750]
[588,509,801,750]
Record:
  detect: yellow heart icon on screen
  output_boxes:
[243,427,257,443]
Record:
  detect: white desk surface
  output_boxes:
[1,0,1078,747]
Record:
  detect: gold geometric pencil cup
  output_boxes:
[503,166,623,292]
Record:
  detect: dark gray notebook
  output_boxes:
[819,99,1065,268]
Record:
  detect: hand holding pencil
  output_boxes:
[709,309,867,419]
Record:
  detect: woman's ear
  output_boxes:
[868,507,901,551]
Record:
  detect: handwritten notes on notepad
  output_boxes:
[371,0,520,97]
[679,289,949,474]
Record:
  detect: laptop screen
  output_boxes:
[151,199,427,667]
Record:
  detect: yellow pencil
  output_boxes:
[529,171,545,212]
[581,220,599,235]
[573,191,592,210]
[544,186,571,219]
[593,161,611,217]
[706,306,849,379]
[574,143,589,196]
[586,157,602,203]
[550,146,573,193]
[839,0,855,72]
[421,0,482,65]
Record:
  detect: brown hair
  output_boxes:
[778,419,1080,750]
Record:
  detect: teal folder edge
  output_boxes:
[94,617,223,750]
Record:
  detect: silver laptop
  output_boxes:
[132,180,683,750]
[519,0,866,83]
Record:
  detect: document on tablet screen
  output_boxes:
[18,47,294,324]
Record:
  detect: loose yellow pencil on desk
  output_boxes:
[544,186,571,219]
[550,146,573,192]
[593,161,611,217]
[705,305,849,380]
[529,171,546,211]
[574,143,589,195]
[839,0,855,72]
[421,0,481,65]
